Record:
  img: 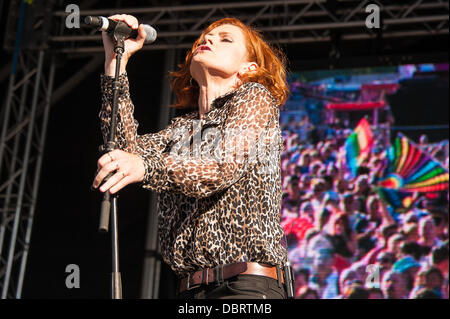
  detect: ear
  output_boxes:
[238,62,259,77]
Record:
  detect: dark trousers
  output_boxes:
[177,274,287,299]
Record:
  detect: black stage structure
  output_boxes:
[0,0,448,299]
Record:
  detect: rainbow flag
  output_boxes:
[345,118,374,176]
[377,133,449,193]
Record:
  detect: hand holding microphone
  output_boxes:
[84,15,157,44]
[84,14,157,76]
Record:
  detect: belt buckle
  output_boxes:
[186,273,201,291]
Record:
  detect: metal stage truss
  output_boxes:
[51,0,449,52]
[0,0,448,299]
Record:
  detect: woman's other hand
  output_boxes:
[102,14,147,76]
[93,149,145,194]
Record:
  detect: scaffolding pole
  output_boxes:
[0,0,56,299]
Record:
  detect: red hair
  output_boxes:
[169,18,289,108]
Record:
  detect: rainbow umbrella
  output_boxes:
[378,133,449,193]
[376,187,416,213]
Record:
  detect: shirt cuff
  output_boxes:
[136,148,170,191]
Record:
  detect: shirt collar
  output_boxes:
[210,86,238,110]
[195,84,244,120]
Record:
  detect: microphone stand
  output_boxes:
[98,32,126,300]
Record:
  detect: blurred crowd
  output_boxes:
[280,116,449,299]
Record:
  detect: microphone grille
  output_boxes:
[143,25,157,44]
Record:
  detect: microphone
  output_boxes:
[84,16,157,44]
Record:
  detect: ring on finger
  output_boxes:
[107,152,114,162]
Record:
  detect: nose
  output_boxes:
[203,34,214,45]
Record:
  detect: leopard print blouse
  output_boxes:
[100,73,287,277]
